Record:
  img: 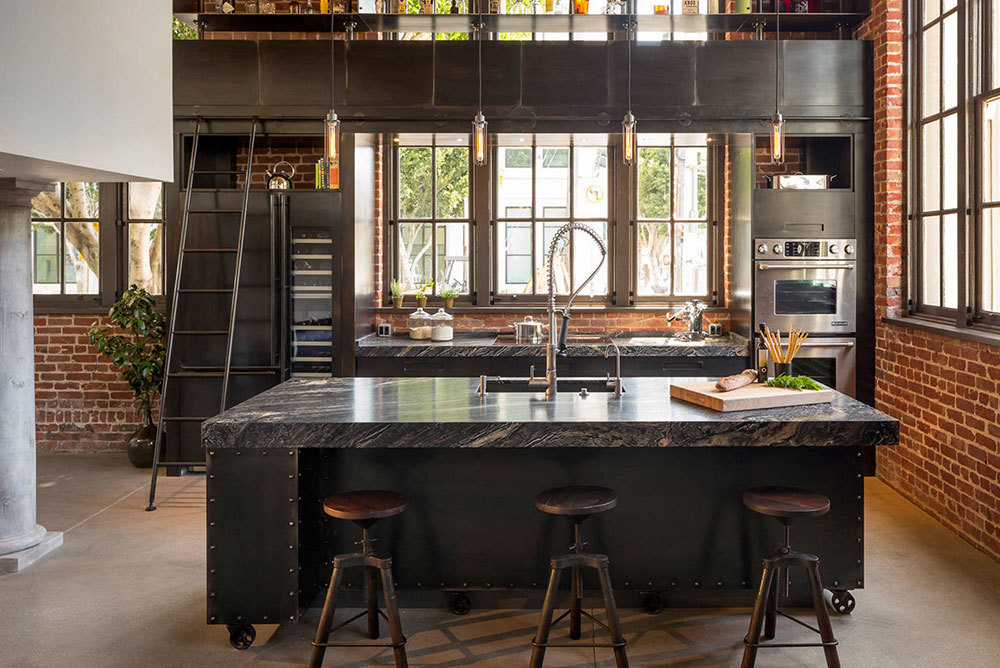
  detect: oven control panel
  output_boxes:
[754,238,856,260]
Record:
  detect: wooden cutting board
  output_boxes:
[670,381,834,412]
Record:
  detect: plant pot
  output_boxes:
[416,296,427,308]
[392,297,403,309]
[443,298,455,308]
[127,421,157,469]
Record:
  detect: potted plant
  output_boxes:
[390,278,404,309]
[88,286,166,469]
[414,280,433,308]
[439,286,460,308]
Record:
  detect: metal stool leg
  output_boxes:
[378,561,409,668]
[596,560,629,668]
[764,565,780,640]
[309,564,344,668]
[529,564,562,668]
[806,561,841,668]
[741,560,776,668]
[367,566,379,640]
[569,566,582,640]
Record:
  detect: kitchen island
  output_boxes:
[202,376,897,636]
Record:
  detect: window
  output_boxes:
[495,138,610,298]
[394,136,472,296]
[124,182,166,296]
[30,183,102,296]
[979,1,1000,321]
[635,134,711,299]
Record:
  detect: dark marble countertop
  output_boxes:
[203,377,898,450]
[355,332,749,358]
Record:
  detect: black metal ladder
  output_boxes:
[146,118,259,511]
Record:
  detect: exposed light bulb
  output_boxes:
[324,110,340,188]
[473,112,488,168]
[622,112,636,166]
[770,111,785,165]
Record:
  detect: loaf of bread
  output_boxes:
[715,369,758,392]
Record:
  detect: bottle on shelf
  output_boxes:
[420,0,434,13]
[449,0,460,13]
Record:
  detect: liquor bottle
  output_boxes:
[449,0,459,12]
[420,0,434,13]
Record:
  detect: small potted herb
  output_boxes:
[439,286,460,308]
[88,286,166,468]
[414,280,433,308]
[390,279,404,309]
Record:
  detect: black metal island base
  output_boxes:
[201,376,898,635]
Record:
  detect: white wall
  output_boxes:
[0,0,173,183]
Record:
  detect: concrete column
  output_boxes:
[0,178,62,573]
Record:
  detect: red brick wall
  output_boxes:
[34,314,147,453]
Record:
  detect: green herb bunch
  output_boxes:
[764,375,823,391]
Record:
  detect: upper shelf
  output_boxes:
[190,12,869,35]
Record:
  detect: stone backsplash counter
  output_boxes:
[355,332,750,358]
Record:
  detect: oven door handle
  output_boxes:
[757,262,855,270]
[796,340,856,348]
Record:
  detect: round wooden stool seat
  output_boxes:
[535,485,617,517]
[743,486,830,520]
[322,490,407,522]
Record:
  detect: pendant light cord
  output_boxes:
[330,11,336,112]
[774,1,779,114]
[478,10,484,115]
[627,10,632,114]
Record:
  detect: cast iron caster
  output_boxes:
[830,590,856,615]
[448,592,472,616]
[640,591,664,615]
[227,623,256,650]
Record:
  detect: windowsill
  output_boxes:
[376,305,731,314]
[882,315,1000,348]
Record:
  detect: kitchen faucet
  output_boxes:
[668,299,707,341]
[527,222,608,399]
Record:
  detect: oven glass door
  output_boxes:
[755,262,856,334]
[763,337,856,397]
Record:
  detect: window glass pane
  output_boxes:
[537,148,570,219]
[31,223,61,294]
[922,120,941,211]
[942,14,957,111]
[128,223,164,296]
[398,148,432,219]
[30,184,62,219]
[573,147,608,219]
[942,0,957,14]
[64,182,99,219]
[942,113,958,210]
[498,147,533,218]
[942,213,958,308]
[921,24,940,118]
[637,147,671,220]
[637,223,672,296]
[435,147,469,220]
[922,216,941,307]
[673,222,709,296]
[983,208,1000,312]
[497,221,533,294]
[64,221,100,294]
[923,0,939,24]
[537,222,570,295]
[993,0,1000,88]
[397,222,433,293]
[983,97,1000,203]
[673,147,708,220]
[128,182,163,220]
[435,223,470,294]
[572,223,608,294]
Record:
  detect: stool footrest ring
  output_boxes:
[744,639,839,649]
[312,639,407,649]
[533,640,627,649]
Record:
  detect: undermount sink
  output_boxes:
[478,377,619,394]
[620,333,716,345]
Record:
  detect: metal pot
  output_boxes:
[774,173,836,190]
[511,316,546,344]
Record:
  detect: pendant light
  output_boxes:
[622,16,636,166]
[472,16,488,167]
[324,12,341,186]
[769,4,785,165]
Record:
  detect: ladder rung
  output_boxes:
[173,330,229,335]
[162,417,213,422]
[176,289,232,294]
[192,170,243,174]
[180,365,281,371]
[169,370,279,377]
[186,209,244,213]
[153,461,206,467]
[184,248,238,253]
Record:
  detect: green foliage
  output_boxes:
[439,286,460,299]
[415,280,434,297]
[764,375,823,391]
[173,17,197,40]
[88,286,166,421]
[390,279,404,299]
[637,147,671,220]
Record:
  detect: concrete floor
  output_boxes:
[2,454,999,668]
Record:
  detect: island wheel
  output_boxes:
[641,591,664,615]
[830,589,856,614]
[227,623,256,650]
[447,592,472,616]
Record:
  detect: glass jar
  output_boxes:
[431,309,454,342]
[408,308,433,340]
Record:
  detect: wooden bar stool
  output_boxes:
[309,490,408,668]
[529,485,628,668]
[741,486,840,668]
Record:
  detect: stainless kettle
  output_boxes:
[511,315,546,344]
